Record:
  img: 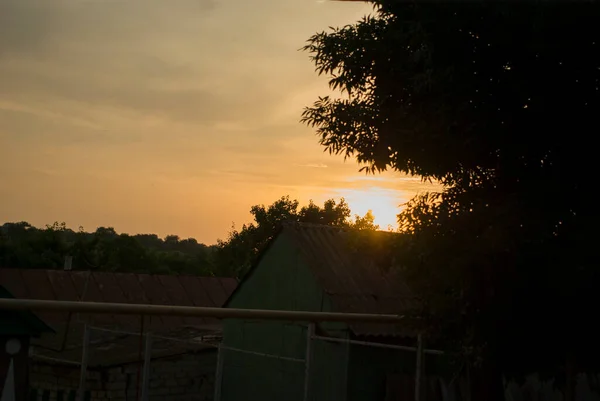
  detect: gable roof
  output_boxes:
[225,222,420,337]
[0,268,238,366]
[0,285,54,337]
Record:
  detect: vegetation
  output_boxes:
[213,196,378,277]
[0,197,378,277]
[0,221,217,275]
[303,0,599,389]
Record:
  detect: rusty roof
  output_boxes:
[0,268,237,366]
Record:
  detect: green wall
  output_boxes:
[222,232,349,401]
[221,229,451,401]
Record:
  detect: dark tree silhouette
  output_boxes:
[0,222,217,276]
[302,0,600,390]
[213,196,379,277]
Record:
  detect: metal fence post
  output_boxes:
[303,323,315,401]
[141,333,153,401]
[214,344,224,401]
[77,325,90,401]
[415,334,424,401]
[341,330,350,401]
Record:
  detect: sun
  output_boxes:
[336,187,405,230]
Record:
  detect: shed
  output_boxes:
[220,223,452,401]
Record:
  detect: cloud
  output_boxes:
[0,0,283,128]
[0,0,218,57]
[0,0,372,128]
[0,100,104,132]
[297,163,328,168]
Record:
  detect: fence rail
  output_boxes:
[0,298,433,401]
[0,298,409,324]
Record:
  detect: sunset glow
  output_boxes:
[0,0,438,243]
[338,187,405,230]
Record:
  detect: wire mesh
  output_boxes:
[217,321,307,401]
[27,314,222,401]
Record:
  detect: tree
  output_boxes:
[302,0,599,388]
[213,196,377,277]
[352,210,379,231]
[0,222,219,276]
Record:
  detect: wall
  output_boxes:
[221,232,350,401]
[29,351,216,401]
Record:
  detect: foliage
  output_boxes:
[303,0,599,378]
[0,198,378,278]
[214,196,380,277]
[0,221,217,276]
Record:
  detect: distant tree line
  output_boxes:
[0,221,217,275]
[0,196,379,277]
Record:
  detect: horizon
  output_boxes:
[0,215,400,246]
[0,0,439,244]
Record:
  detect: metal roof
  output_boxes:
[0,268,237,366]
[223,222,420,338]
[284,223,420,337]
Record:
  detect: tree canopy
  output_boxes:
[0,196,378,278]
[213,196,379,277]
[303,0,599,382]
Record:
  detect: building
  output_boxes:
[0,268,237,401]
[219,222,455,401]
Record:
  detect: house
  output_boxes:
[219,222,455,401]
[0,268,237,401]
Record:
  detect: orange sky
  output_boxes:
[0,0,439,244]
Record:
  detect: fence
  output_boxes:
[1,299,470,401]
[26,319,220,401]
[213,321,458,401]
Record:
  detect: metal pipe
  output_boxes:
[213,345,224,401]
[135,316,145,401]
[303,323,315,401]
[0,299,408,324]
[311,335,444,355]
[341,331,350,401]
[415,334,424,401]
[77,325,90,401]
[141,333,153,401]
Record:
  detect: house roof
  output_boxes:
[0,268,237,366]
[0,285,54,337]
[226,222,420,338]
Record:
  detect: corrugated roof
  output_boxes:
[0,268,237,366]
[223,222,420,338]
[284,223,420,337]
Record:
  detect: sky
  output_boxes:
[0,0,439,244]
